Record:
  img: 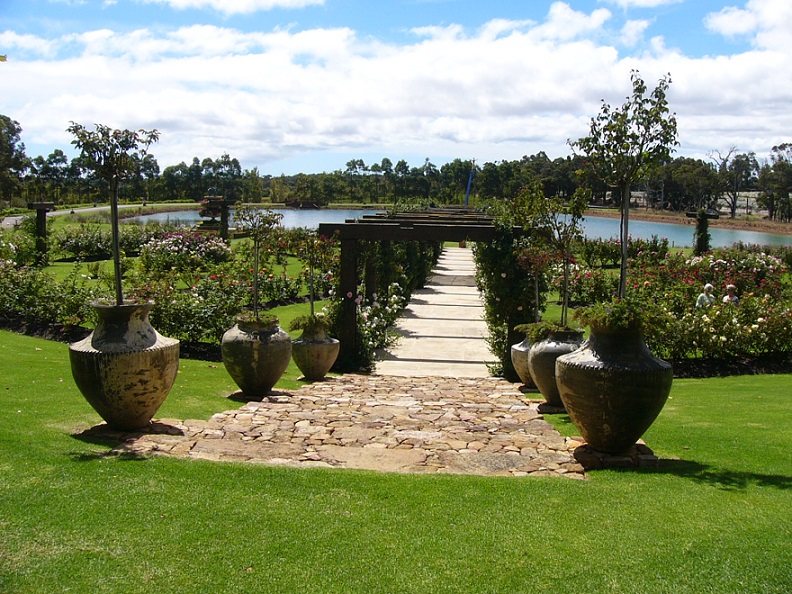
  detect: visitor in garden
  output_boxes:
[723,284,739,306]
[696,283,715,308]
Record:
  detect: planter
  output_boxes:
[221,317,292,398]
[291,326,340,381]
[69,302,180,431]
[510,336,536,388]
[555,323,673,454]
[527,329,584,407]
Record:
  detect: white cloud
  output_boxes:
[705,0,792,51]
[620,19,650,46]
[4,2,792,173]
[602,0,682,8]
[704,7,757,37]
[141,0,324,16]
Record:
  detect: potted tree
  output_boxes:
[289,231,339,380]
[221,205,292,398]
[514,183,587,407]
[557,71,678,453]
[67,123,180,431]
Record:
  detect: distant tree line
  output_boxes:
[2,114,792,220]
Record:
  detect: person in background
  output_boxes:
[696,283,716,308]
[723,284,739,306]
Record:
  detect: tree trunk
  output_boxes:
[619,182,630,299]
[110,177,123,305]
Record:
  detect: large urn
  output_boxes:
[69,302,180,431]
[527,329,584,408]
[555,322,672,454]
[221,316,292,398]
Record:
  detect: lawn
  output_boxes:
[0,329,790,593]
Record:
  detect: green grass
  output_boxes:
[0,329,790,593]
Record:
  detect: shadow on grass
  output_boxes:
[546,413,792,491]
[647,459,792,492]
[70,421,186,461]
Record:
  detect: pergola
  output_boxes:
[317,208,523,369]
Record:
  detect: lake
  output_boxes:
[130,208,792,248]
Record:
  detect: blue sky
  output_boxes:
[2,0,790,175]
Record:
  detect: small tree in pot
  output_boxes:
[67,123,179,430]
[558,71,678,454]
[221,206,292,399]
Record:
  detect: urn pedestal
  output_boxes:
[69,302,180,431]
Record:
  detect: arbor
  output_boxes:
[570,71,678,298]
[67,122,159,304]
[0,115,29,204]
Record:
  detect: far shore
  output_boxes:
[587,207,792,237]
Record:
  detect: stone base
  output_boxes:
[572,440,659,470]
[537,402,566,415]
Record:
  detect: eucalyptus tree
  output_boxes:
[710,148,758,218]
[0,114,29,203]
[570,70,678,298]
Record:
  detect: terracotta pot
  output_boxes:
[527,329,584,407]
[510,336,536,388]
[69,302,180,431]
[221,318,292,398]
[555,323,673,454]
[292,325,340,381]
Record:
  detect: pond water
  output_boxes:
[130,208,792,248]
[131,208,382,230]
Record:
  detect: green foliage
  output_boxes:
[128,272,249,343]
[573,297,646,331]
[694,208,711,255]
[288,312,332,333]
[0,260,103,327]
[571,70,679,297]
[0,227,37,266]
[473,224,540,380]
[138,231,232,276]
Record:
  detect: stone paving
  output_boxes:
[86,374,587,478]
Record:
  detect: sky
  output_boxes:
[2,0,791,175]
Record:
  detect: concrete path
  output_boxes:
[375,247,495,377]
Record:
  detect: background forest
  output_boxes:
[3,114,792,221]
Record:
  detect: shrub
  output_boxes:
[139,231,232,276]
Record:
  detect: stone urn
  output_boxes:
[510,336,536,389]
[527,329,584,408]
[69,301,180,431]
[291,323,340,381]
[221,316,292,398]
[555,322,673,454]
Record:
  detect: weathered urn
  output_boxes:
[555,322,673,454]
[221,316,292,398]
[291,325,339,381]
[527,329,584,408]
[510,336,537,389]
[69,301,180,431]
